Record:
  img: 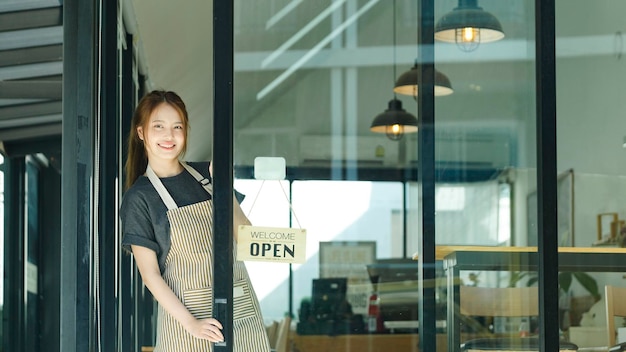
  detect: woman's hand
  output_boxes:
[132,245,225,342]
[185,317,224,342]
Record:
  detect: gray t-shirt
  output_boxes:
[120,161,212,273]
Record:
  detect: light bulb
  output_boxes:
[462,27,476,42]
[455,27,480,52]
[386,124,404,141]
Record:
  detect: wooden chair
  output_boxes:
[266,320,280,349]
[273,316,291,352]
[460,286,577,351]
[605,285,626,347]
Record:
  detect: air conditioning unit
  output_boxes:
[407,131,512,169]
[299,135,400,167]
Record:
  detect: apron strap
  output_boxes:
[145,161,213,210]
[145,164,179,210]
[180,161,213,196]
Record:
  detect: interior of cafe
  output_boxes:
[2,0,626,351]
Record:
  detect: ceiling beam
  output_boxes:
[0,26,63,51]
[0,114,61,129]
[0,122,61,142]
[235,34,617,72]
[0,6,62,32]
[0,1,61,13]
[0,44,62,67]
[0,80,62,99]
[0,100,61,120]
[0,61,62,80]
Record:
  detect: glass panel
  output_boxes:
[290,180,404,326]
[25,159,40,351]
[556,1,626,348]
[234,178,292,324]
[234,1,416,349]
[0,153,3,347]
[431,0,539,348]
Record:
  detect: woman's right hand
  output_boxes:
[185,317,224,342]
[131,246,226,343]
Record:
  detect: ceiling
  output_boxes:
[0,0,622,164]
[124,0,534,163]
[124,0,215,161]
[0,0,63,157]
[124,0,623,165]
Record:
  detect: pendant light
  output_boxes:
[434,0,504,52]
[394,62,454,97]
[370,99,418,141]
[370,0,417,141]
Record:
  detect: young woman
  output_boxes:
[120,90,270,351]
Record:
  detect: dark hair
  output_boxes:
[124,90,189,190]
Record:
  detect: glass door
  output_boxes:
[0,154,4,348]
[232,1,429,351]
[24,159,41,352]
[555,1,626,348]
[430,0,541,350]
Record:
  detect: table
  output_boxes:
[442,246,626,352]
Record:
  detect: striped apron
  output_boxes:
[147,162,271,352]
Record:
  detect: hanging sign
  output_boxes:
[237,225,307,264]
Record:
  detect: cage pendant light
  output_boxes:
[434,0,504,52]
[370,0,417,141]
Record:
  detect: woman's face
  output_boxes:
[137,103,186,163]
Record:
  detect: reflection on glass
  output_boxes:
[555,1,626,346]
[0,153,3,344]
[236,179,404,324]
[291,180,403,335]
[235,179,292,324]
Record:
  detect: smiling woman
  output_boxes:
[120,90,271,351]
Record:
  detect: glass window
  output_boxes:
[235,178,405,324]
[435,181,511,246]
[556,1,626,346]
[235,179,292,324]
[24,158,40,352]
[290,180,404,320]
[124,0,626,349]
[0,153,3,345]
[432,0,539,346]
[231,0,550,350]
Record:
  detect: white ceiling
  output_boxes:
[124,0,214,161]
[122,0,626,165]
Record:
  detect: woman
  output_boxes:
[120,90,270,351]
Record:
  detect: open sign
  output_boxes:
[237,225,307,263]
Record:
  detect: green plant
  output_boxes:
[509,271,600,301]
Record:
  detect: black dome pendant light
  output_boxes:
[393,62,454,97]
[370,99,418,141]
[370,0,417,141]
